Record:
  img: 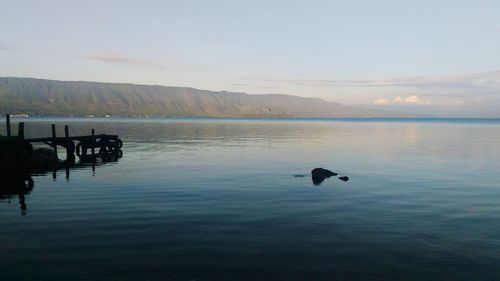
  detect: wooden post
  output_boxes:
[51,124,58,156]
[91,128,96,173]
[6,114,11,136]
[91,129,95,157]
[18,122,24,139]
[64,125,71,160]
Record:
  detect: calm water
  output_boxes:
[1,118,500,280]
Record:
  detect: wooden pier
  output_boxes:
[1,114,123,167]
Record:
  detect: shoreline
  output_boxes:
[2,116,500,124]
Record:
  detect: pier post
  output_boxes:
[66,166,70,180]
[51,124,58,156]
[64,125,75,164]
[6,114,11,136]
[91,129,95,157]
[18,122,25,140]
[91,128,96,173]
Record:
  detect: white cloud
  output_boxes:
[373,98,391,105]
[373,95,432,106]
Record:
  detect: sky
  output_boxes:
[1,0,500,116]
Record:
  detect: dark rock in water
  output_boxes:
[311,168,337,178]
[293,174,307,178]
[312,177,326,185]
[311,168,338,185]
[339,176,349,182]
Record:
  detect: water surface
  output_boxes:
[1,118,500,280]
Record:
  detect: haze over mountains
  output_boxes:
[0,77,410,118]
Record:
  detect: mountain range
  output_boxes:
[0,77,411,118]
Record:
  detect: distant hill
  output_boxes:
[0,77,411,118]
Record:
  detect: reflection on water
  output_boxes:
[1,118,500,281]
[0,173,33,215]
[0,155,122,215]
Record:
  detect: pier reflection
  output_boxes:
[0,173,33,216]
[0,150,123,215]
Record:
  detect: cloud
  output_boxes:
[82,52,164,69]
[381,72,500,90]
[373,98,391,105]
[452,100,466,106]
[245,71,500,92]
[0,45,17,51]
[80,51,216,73]
[84,52,135,63]
[373,95,432,106]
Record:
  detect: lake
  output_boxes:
[1,118,500,280]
